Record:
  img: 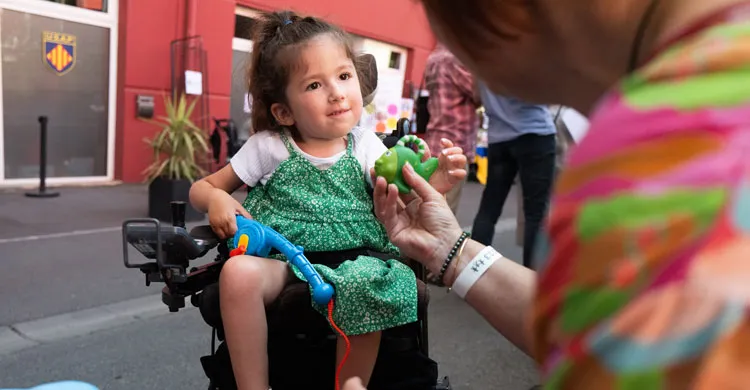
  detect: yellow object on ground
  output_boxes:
[475,155,487,185]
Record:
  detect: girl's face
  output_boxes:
[274,34,363,141]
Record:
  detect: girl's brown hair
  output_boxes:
[246,10,376,132]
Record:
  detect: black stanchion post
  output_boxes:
[25,116,60,198]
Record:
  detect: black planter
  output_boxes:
[148,176,203,222]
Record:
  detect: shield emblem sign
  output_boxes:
[42,31,76,75]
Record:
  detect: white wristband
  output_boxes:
[451,246,502,299]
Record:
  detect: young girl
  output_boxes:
[189,10,467,390]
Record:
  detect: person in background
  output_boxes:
[471,82,557,269]
[423,43,481,217]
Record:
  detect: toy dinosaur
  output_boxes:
[374,135,438,194]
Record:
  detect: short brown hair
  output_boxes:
[246,10,376,132]
[420,0,535,59]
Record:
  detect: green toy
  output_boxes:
[374,135,439,193]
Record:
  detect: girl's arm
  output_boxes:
[190,132,276,238]
[189,164,252,239]
[189,164,246,213]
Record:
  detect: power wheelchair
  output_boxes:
[121,139,453,389]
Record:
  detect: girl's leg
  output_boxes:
[219,255,290,390]
[336,331,382,386]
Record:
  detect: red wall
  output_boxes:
[236,0,436,84]
[115,0,435,183]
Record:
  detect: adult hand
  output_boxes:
[373,162,464,274]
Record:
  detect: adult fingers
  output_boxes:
[373,176,388,217]
[398,190,419,207]
[404,195,423,219]
[384,183,402,229]
[374,177,399,229]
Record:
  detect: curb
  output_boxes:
[0,294,194,356]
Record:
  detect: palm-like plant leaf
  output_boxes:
[141,93,209,182]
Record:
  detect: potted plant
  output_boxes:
[143,93,209,222]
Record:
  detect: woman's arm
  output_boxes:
[373,166,536,355]
[443,239,536,355]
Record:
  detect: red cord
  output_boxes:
[328,299,350,390]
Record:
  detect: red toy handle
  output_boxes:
[229,246,246,257]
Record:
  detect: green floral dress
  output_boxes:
[237,131,417,335]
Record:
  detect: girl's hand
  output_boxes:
[206,189,252,239]
[428,138,467,194]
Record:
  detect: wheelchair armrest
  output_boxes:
[189,225,221,249]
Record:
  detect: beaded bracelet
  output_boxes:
[437,231,470,286]
[446,238,470,292]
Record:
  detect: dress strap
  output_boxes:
[278,130,297,155]
[280,129,354,156]
[345,132,354,155]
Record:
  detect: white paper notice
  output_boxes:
[185,70,203,96]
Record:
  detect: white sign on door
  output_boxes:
[185,70,203,96]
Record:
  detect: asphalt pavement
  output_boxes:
[0,181,538,389]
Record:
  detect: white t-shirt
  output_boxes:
[230,127,387,187]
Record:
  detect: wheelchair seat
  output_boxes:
[195,274,430,343]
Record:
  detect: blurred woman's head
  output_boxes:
[418,0,720,112]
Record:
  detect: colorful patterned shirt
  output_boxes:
[532,3,750,389]
[423,45,479,160]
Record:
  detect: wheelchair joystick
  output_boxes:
[170,201,186,228]
[230,216,335,306]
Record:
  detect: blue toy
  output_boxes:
[229,216,335,306]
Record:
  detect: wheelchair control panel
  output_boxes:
[122,201,225,312]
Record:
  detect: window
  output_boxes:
[2,9,111,178]
[388,51,402,70]
[41,0,107,12]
